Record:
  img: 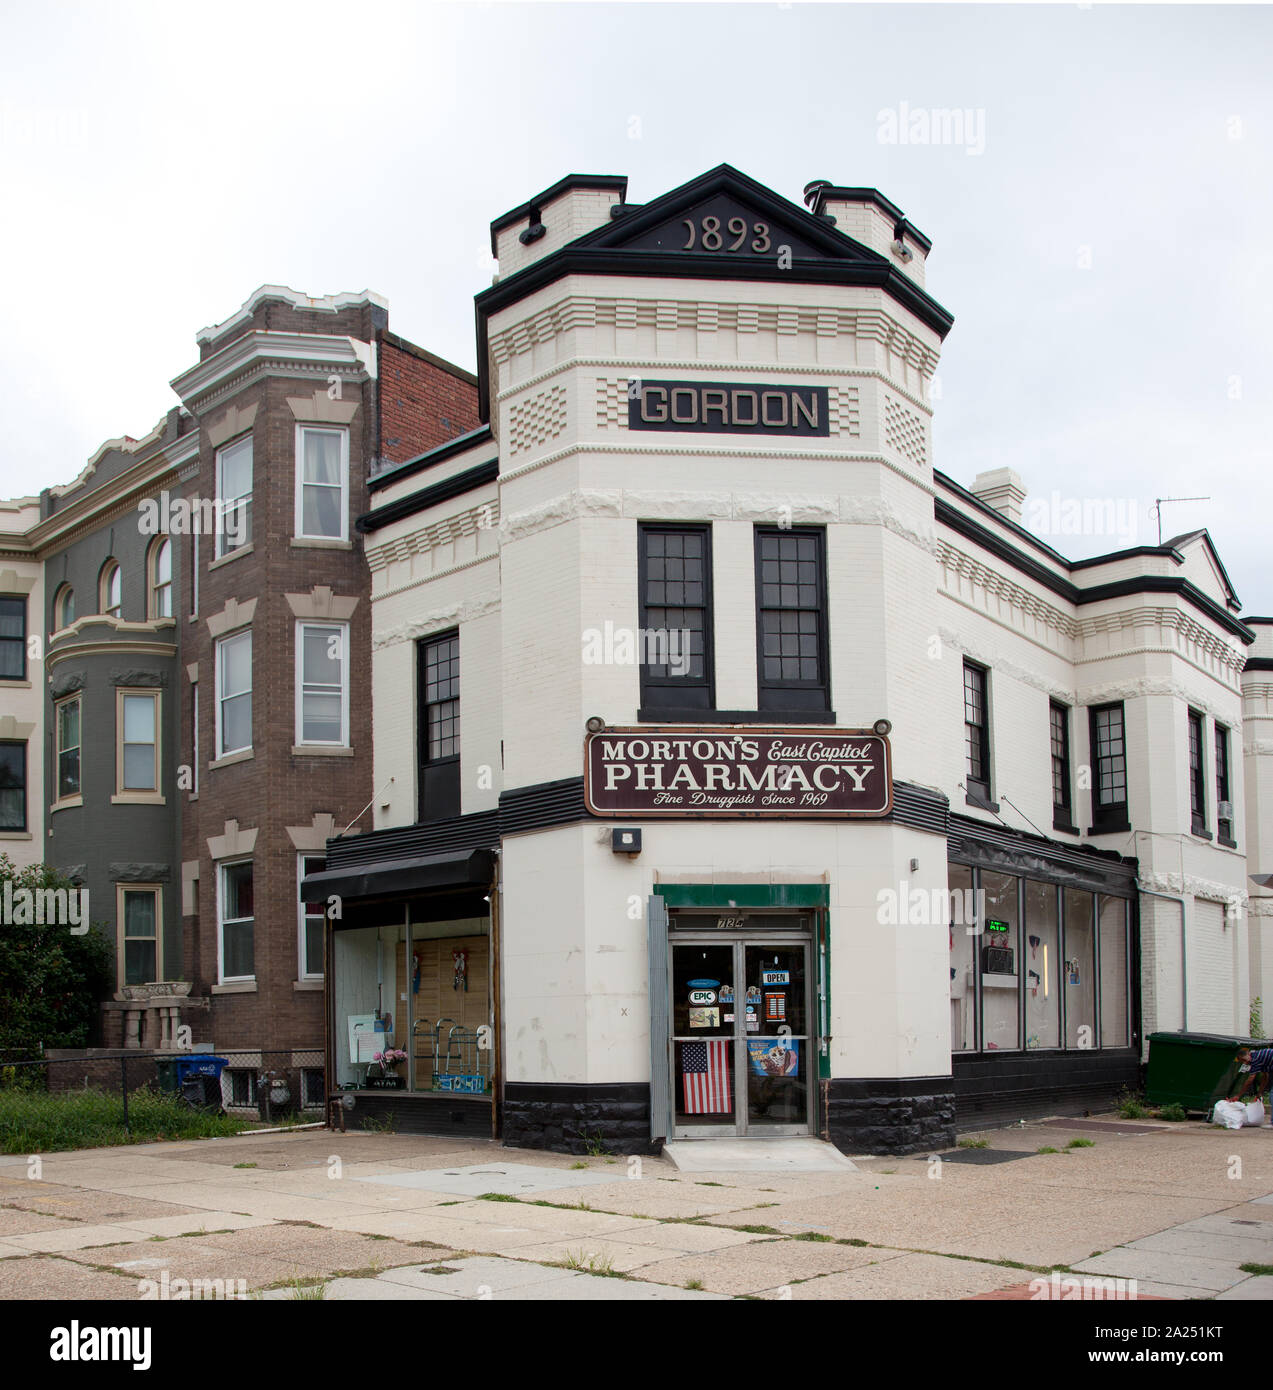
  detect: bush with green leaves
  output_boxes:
[0,854,113,1056]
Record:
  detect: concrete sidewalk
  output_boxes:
[2,1112,1271,1300]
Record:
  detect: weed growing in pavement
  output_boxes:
[957,1138,988,1149]
[1037,1146,1060,1154]
[1155,1104,1187,1122]
[1240,1263,1273,1276]
[1117,1091,1150,1119]
[685,1278,704,1290]
[1066,1138,1095,1149]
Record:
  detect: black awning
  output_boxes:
[301,847,495,904]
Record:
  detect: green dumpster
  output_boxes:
[155,1059,180,1094]
[1144,1032,1268,1114]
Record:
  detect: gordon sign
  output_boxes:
[628,379,830,437]
[584,727,892,818]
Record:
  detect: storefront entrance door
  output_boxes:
[670,931,812,1138]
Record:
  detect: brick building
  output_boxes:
[6,287,478,1091]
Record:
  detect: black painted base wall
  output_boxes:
[825,1077,956,1155]
[350,1092,494,1139]
[502,1082,659,1156]
[953,1050,1141,1130]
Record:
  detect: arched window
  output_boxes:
[149,538,172,618]
[100,560,122,619]
[54,584,76,630]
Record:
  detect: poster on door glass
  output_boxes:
[747,1039,799,1076]
[689,1007,720,1029]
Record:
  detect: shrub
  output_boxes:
[0,854,114,1055]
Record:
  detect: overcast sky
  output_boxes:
[1,2,1268,610]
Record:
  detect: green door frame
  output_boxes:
[655,884,832,1084]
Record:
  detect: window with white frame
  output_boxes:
[117,690,160,795]
[118,885,159,988]
[100,560,122,618]
[218,859,254,981]
[296,621,348,745]
[295,426,348,540]
[54,584,75,630]
[215,630,252,757]
[298,853,325,980]
[215,435,253,559]
[149,537,172,618]
[55,695,81,802]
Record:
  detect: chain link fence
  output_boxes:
[0,1049,325,1135]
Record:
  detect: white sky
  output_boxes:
[1,1,1269,609]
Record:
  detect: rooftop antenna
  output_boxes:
[1150,495,1210,546]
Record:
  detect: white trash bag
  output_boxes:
[1212,1099,1246,1129]
[1246,1100,1266,1128]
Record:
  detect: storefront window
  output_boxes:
[949,863,976,1052]
[950,861,1132,1055]
[1064,888,1097,1048]
[1099,895,1130,1047]
[981,871,1020,1051]
[1024,881,1060,1049]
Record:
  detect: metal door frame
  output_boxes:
[668,920,814,1139]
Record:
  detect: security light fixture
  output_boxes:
[612,828,642,857]
[586,715,606,733]
[873,719,892,736]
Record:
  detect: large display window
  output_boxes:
[948,861,1132,1055]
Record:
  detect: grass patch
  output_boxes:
[562,1249,625,1277]
[570,1162,587,1170]
[1155,1103,1188,1123]
[419,1265,460,1275]
[290,1280,327,1300]
[793,1231,833,1242]
[685,1278,705,1290]
[729,1224,782,1235]
[233,1162,257,1169]
[957,1138,988,1149]
[1036,1146,1060,1154]
[1066,1138,1095,1149]
[696,1181,724,1187]
[0,1084,246,1153]
[1240,1263,1273,1277]
[476,1192,520,1202]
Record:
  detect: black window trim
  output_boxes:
[0,738,26,832]
[1187,707,1211,839]
[416,628,461,823]
[753,524,831,715]
[1216,722,1235,846]
[963,659,993,809]
[636,521,715,714]
[0,594,27,683]
[1050,699,1076,833]
[1088,702,1130,835]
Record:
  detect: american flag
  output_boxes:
[681,1040,732,1114]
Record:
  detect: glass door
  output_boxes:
[671,941,738,1136]
[669,933,813,1138]
[743,942,811,1134]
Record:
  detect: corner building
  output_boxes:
[316,166,1268,1154]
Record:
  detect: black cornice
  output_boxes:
[368,425,493,494]
[356,460,498,534]
[935,497,1254,644]
[474,164,954,419]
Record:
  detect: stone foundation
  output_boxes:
[825,1077,956,1155]
[502,1082,659,1155]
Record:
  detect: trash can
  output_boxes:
[155,1058,181,1094]
[171,1055,227,1111]
[1144,1032,1267,1113]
